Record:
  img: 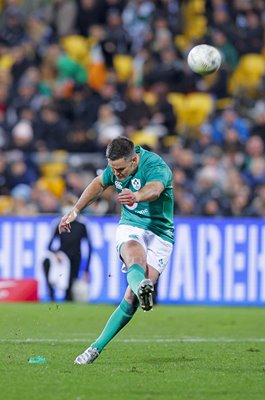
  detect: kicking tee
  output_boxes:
[102,146,174,243]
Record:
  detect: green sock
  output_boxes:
[127,263,145,296]
[91,299,138,352]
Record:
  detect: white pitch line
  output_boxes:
[1,337,265,344]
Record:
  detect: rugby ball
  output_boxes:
[187,44,222,75]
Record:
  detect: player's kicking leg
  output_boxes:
[74,287,138,365]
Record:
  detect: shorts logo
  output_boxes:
[131,178,141,191]
[115,181,122,190]
[128,234,139,240]
[158,258,164,266]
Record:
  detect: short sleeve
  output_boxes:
[102,165,115,187]
[145,163,172,187]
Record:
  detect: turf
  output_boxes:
[1,303,265,400]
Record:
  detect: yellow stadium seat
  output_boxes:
[0,196,13,214]
[36,176,66,198]
[184,0,206,17]
[40,162,67,177]
[215,97,234,110]
[175,35,191,54]
[239,53,265,77]
[184,92,214,127]
[228,53,265,96]
[167,92,185,114]
[113,55,133,82]
[131,131,158,148]
[167,92,214,132]
[143,91,157,106]
[184,16,208,40]
[61,35,89,67]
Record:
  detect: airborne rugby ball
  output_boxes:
[187,44,222,75]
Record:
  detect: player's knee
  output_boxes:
[127,256,146,267]
[121,240,146,266]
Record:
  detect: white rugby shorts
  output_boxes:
[116,225,173,274]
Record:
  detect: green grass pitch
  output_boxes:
[1,303,265,400]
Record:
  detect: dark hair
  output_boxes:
[106,137,135,161]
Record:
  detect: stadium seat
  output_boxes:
[113,55,133,82]
[143,91,157,106]
[131,131,158,148]
[184,0,206,16]
[167,92,214,132]
[36,176,66,198]
[228,53,265,96]
[0,196,13,215]
[167,92,185,115]
[184,16,208,40]
[175,35,191,54]
[40,162,67,177]
[61,35,89,68]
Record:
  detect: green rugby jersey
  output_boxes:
[102,146,174,243]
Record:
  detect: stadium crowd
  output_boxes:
[0,0,264,217]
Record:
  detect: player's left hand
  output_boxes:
[118,188,137,206]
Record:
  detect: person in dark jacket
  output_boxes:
[43,195,92,301]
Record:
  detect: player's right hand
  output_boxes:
[58,209,78,234]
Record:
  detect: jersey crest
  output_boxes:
[131,178,141,191]
[115,181,122,190]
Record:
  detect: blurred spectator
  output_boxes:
[35,104,70,151]
[201,198,224,217]
[250,100,265,144]
[10,183,37,215]
[120,85,151,134]
[44,0,77,38]
[122,0,155,53]
[0,6,27,47]
[211,30,239,70]
[104,8,131,58]
[11,119,35,153]
[0,151,9,195]
[212,107,250,144]
[174,191,197,216]
[145,46,184,92]
[227,188,257,217]
[75,0,105,37]
[6,155,38,189]
[66,124,99,153]
[235,11,264,55]
[251,184,265,217]
[244,135,265,167]
[149,82,177,137]
[93,104,124,148]
[244,157,265,190]
[34,188,61,213]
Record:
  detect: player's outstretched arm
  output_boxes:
[59,176,106,234]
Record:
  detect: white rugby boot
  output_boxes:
[74,347,99,365]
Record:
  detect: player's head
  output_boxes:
[106,137,138,180]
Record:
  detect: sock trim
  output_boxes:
[127,263,145,274]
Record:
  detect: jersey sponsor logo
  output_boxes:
[135,208,148,215]
[115,181,122,190]
[131,178,141,191]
